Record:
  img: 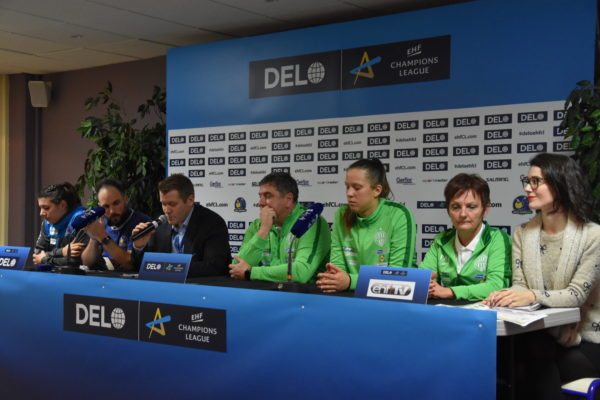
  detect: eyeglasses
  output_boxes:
[521,176,546,190]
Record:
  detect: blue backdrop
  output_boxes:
[167,0,595,129]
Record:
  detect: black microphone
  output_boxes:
[131,215,167,242]
[70,206,106,231]
[290,203,324,238]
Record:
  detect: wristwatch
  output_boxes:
[244,269,251,281]
[100,236,111,246]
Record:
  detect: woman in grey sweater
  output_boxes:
[485,153,600,400]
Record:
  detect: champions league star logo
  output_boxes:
[512,195,533,215]
[146,308,171,338]
[350,51,381,85]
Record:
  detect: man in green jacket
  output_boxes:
[228,172,330,283]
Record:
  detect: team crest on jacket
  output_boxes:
[374,229,386,247]
[474,255,488,272]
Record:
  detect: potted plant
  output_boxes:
[77,82,166,216]
[560,80,600,220]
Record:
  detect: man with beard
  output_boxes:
[81,179,151,270]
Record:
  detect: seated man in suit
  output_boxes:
[228,172,330,283]
[81,179,151,271]
[132,174,231,277]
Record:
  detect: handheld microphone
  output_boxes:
[70,207,106,231]
[131,215,167,242]
[290,203,324,238]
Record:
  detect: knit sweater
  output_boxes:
[511,213,600,346]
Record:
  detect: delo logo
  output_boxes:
[250,155,268,164]
[554,110,565,121]
[453,116,479,127]
[423,147,448,157]
[367,150,389,159]
[318,152,338,161]
[189,158,205,166]
[453,146,479,156]
[295,128,314,137]
[228,168,246,177]
[318,139,338,149]
[188,170,205,178]
[553,141,573,152]
[423,132,447,143]
[367,136,390,146]
[422,161,448,171]
[423,118,448,129]
[170,136,186,144]
[343,124,363,134]
[417,201,446,209]
[189,146,205,155]
[170,159,185,167]
[318,165,338,174]
[367,122,390,132]
[394,148,418,158]
[484,144,511,155]
[228,156,246,165]
[229,144,246,153]
[272,129,291,138]
[189,135,205,143]
[518,111,547,123]
[272,142,291,151]
[229,132,246,141]
[271,154,290,163]
[517,142,547,153]
[208,133,226,142]
[422,224,447,234]
[208,157,225,166]
[343,151,363,161]
[395,120,419,130]
[485,113,512,125]
[318,126,338,135]
[294,153,314,162]
[250,130,268,140]
[484,159,511,170]
[484,129,512,140]
[272,167,290,173]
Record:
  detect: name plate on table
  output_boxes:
[0,246,31,270]
[139,252,192,283]
[355,266,431,304]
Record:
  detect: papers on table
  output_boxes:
[459,302,547,327]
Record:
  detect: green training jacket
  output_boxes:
[330,199,417,290]
[236,203,331,283]
[419,222,512,300]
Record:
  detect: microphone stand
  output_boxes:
[273,237,309,293]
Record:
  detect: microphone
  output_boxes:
[290,203,324,238]
[131,215,167,242]
[70,206,106,231]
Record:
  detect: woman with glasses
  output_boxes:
[484,153,600,400]
[316,158,417,292]
[419,173,511,301]
[33,182,88,268]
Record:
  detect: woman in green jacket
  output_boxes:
[316,158,417,292]
[419,173,511,301]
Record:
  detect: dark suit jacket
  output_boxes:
[134,204,231,277]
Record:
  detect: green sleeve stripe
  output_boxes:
[398,205,416,268]
[305,218,322,264]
